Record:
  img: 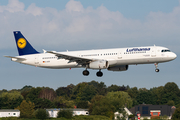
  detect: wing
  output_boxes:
[47,51,94,65]
[4,56,26,60]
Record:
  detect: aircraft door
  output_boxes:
[118,52,122,59]
[151,47,156,57]
[34,55,39,65]
[78,53,81,57]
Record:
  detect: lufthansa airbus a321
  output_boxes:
[5,31,177,77]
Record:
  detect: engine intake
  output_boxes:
[107,65,128,71]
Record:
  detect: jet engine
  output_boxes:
[107,65,128,71]
[88,60,109,69]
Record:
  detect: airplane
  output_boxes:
[5,31,177,77]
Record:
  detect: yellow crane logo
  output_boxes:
[17,38,26,49]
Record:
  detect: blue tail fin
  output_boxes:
[14,31,39,56]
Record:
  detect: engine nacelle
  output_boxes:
[89,60,108,69]
[107,65,128,71]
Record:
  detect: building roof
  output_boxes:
[0,109,20,112]
[46,108,88,111]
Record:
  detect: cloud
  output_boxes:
[0,0,180,53]
[65,0,84,12]
[0,0,24,13]
[26,3,42,16]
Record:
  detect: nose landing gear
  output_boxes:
[155,63,160,72]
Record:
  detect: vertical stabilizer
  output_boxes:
[14,31,39,56]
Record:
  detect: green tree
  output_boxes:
[54,96,75,108]
[0,96,8,109]
[26,87,43,109]
[21,85,32,92]
[89,92,132,119]
[106,91,133,109]
[127,87,139,106]
[127,87,138,99]
[56,87,71,98]
[172,106,180,120]
[21,91,30,100]
[0,91,24,109]
[34,109,49,120]
[81,85,97,101]
[88,81,107,95]
[89,95,115,119]
[153,86,164,104]
[57,110,73,119]
[162,82,180,105]
[16,100,35,118]
[167,100,175,106]
[136,89,156,105]
[35,98,55,109]
[89,95,105,114]
[96,82,107,95]
[72,82,87,102]
[39,87,57,101]
[88,80,99,88]
[54,96,66,108]
[26,87,42,102]
[77,101,89,108]
[0,89,8,94]
[107,85,129,92]
[107,85,120,92]
[119,85,129,91]
[56,84,74,99]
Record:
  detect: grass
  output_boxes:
[0,115,111,120]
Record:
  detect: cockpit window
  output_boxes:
[161,50,171,52]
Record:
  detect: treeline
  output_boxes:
[0,81,180,117]
[0,81,130,109]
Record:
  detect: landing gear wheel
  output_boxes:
[155,69,159,72]
[96,71,103,77]
[83,70,89,76]
[154,63,160,73]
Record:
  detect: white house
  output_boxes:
[46,109,60,118]
[114,107,133,120]
[46,108,89,118]
[72,108,89,116]
[0,110,20,118]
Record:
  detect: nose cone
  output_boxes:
[171,52,177,60]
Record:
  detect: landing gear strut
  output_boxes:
[155,63,160,72]
[83,69,89,76]
[96,70,103,77]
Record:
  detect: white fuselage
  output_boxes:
[12,46,177,70]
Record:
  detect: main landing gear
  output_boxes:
[155,63,160,72]
[83,69,89,76]
[96,70,103,77]
[82,69,103,77]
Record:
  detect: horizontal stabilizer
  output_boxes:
[4,56,26,60]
